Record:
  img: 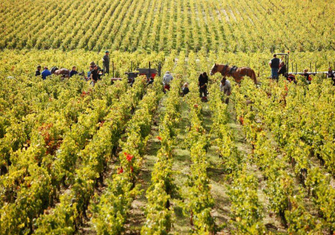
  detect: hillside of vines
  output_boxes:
[1,0,335,234]
[1,49,335,234]
[1,0,335,52]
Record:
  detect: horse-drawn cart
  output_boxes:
[125,62,162,84]
[277,52,330,77]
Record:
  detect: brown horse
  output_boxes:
[210,63,257,84]
[53,68,70,78]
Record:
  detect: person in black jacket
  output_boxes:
[90,65,99,86]
[327,67,335,85]
[147,77,154,85]
[35,65,41,76]
[181,82,189,96]
[198,72,208,98]
[278,61,287,77]
[103,51,110,74]
[303,69,312,84]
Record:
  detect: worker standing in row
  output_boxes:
[103,51,110,74]
[220,77,231,104]
[198,72,208,99]
[163,71,173,92]
[269,54,280,80]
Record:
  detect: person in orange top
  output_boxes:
[303,69,312,84]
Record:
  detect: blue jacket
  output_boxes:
[69,70,78,77]
[42,69,51,80]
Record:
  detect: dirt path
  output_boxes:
[170,99,192,234]
[170,100,233,234]
[123,128,161,234]
[228,100,288,234]
[122,98,165,234]
[201,103,233,234]
[79,132,162,235]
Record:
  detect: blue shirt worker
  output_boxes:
[269,54,281,80]
[69,66,78,77]
[41,67,52,80]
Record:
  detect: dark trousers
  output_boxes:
[104,64,109,74]
[199,86,207,97]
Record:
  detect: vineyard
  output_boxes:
[1,0,335,234]
[0,0,335,52]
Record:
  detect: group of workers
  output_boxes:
[34,51,110,85]
[162,71,231,103]
[34,50,334,94]
[35,65,79,80]
[270,54,335,85]
[269,54,298,83]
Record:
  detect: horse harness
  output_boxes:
[229,66,238,74]
[221,64,238,76]
[50,66,58,74]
